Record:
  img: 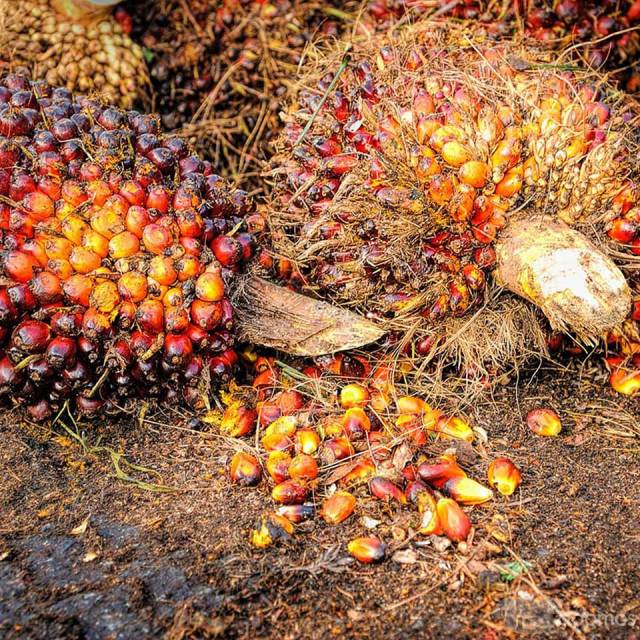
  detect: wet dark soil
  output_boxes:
[1,360,639,639]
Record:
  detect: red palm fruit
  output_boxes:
[436,498,471,543]
[29,271,61,304]
[190,300,222,330]
[348,536,386,564]
[266,451,292,483]
[250,513,294,549]
[417,455,466,488]
[0,288,17,325]
[272,480,307,505]
[322,437,355,462]
[137,300,164,334]
[369,477,407,504]
[288,454,318,481]
[164,307,189,333]
[609,367,640,395]
[3,250,39,282]
[210,235,243,267]
[195,271,225,302]
[27,398,53,422]
[21,191,54,220]
[487,457,522,496]
[62,274,92,306]
[321,491,356,524]
[395,413,427,446]
[50,310,82,337]
[527,408,562,436]
[339,383,370,409]
[276,504,315,524]
[10,319,50,354]
[163,334,193,366]
[295,429,321,455]
[82,308,112,340]
[341,407,371,439]
[0,355,23,392]
[45,336,77,369]
[442,476,493,505]
[230,452,262,487]
[273,390,304,415]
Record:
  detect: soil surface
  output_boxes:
[1,358,639,640]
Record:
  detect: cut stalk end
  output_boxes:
[495,217,631,340]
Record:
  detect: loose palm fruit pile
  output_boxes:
[213,355,522,559]
[126,0,349,183]
[263,21,640,392]
[0,73,260,420]
[0,0,148,109]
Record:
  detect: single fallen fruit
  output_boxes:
[441,476,493,505]
[436,498,472,543]
[487,457,522,496]
[229,451,261,486]
[348,536,386,564]
[0,0,149,108]
[527,408,562,437]
[321,490,357,524]
[250,512,294,549]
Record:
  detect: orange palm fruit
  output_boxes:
[416,489,443,536]
[229,451,262,487]
[609,367,640,395]
[321,491,356,524]
[487,457,522,496]
[295,428,321,455]
[347,536,386,564]
[339,383,370,409]
[220,403,257,438]
[276,504,315,523]
[266,451,292,483]
[436,498,471,542]
[442,476,493,505]
[288,454,319,481]
[527,408,562,436]
[433,415,474,442]
[340,459,376,486]
[341,407,371,439]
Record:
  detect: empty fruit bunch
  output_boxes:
[0,0,148,109]
[264,20,640,392]
[0,73,259,420]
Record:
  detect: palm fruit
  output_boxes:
[264,20,640,388]
[367,1,640,92]
[0,0,148,109]
[527,407,562,436]
[0,72,257,418]
[347,535,386,563]
[487,457,522,496]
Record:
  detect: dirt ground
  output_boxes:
[1,356,639,640]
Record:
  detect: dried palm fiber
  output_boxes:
[262,19,640,396]
[0,0,149,109]
[125,0,359,188]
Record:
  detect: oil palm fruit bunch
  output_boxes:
[0,0,148,109]
[218,355,500,555]
[263,20,640,391]
[126,0,349,185]
[0,72,263,420]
